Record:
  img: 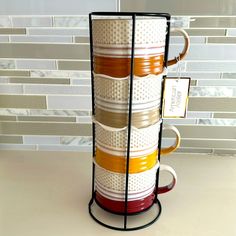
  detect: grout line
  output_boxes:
[25,27,29,36]
[0,41,89,45]
[12,58,17,69]
[20,26,88,29]
[225,29,228,36]
[2,14,236,18]
[22,84,26,94]
[45,95,49,109]
[116,0,120,12]
[205,36,236,38]
[184,61,187,72]
[174,15,236,18]
[220,72,223,79]
[1,58,86,62]
[52,15,55,27]
[55,60,59,70]
[9,16,13,27]
[185,27,233,29]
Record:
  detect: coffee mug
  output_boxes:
[94,119,180,156]
[95,162,173,194]
[92,17,190,77]
[94,73,162,109]
[95,163,177,214]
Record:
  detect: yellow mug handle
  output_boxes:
[160,125,181,155]
[167,28,190,66]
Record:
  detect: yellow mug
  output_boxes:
[95,124,180,174]
[94,118,181,157]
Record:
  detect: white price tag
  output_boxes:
[162,77,191,118]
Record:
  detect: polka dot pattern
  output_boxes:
[95,164,158,193]
[92,18,167,46]
[94,74,162,104]
[95,120,160,152]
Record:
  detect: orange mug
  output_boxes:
[92,17,190,77]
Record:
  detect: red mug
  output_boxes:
[95,164,177,214]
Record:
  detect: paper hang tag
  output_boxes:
[162,77,191,118]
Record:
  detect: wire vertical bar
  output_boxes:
[124,13,136,229]
[155,14,171,200]
[89,13,96,197]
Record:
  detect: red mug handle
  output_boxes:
[158,164,177,194]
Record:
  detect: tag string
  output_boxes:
[175,54,182,82]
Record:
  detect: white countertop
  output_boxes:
[0,150,236,236]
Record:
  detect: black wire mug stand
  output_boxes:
[88,12,171,231]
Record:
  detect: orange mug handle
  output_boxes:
[160,125,181,155]
[167,28,190,66]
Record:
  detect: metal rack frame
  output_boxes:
[88,12,171,231]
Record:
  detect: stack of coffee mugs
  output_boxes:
[91,16,189,214]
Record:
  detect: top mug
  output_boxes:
[92,17,190,76]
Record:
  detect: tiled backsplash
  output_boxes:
[0,0,235,154]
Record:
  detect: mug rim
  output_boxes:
[93,46,165,57]
[96,142,158,157]
[93,43,165,49]
[95,102,160,113]
[95,99,160,111]
[92,17,167,22]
